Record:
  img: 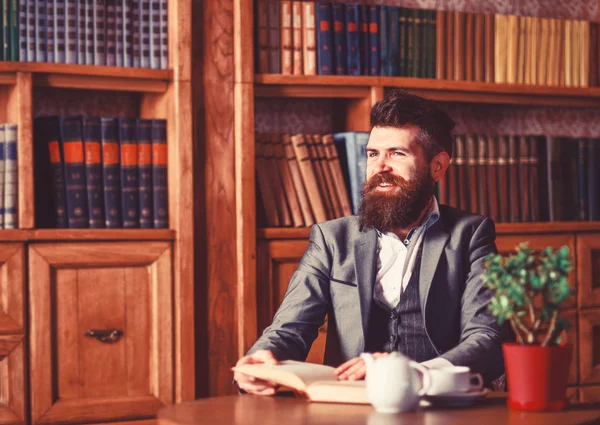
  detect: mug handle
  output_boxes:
[469,373,484,391]
[409,361,431,396]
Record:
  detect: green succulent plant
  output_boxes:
[483,242,573,346]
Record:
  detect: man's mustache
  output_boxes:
[362,173,407,193]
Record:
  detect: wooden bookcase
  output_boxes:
[203,0,600,402]
[0,0,194,423]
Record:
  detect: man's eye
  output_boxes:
[392,151,404,157]
[368,152,378,158]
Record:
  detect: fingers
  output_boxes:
[335,352,390,381]
[335,357,361,376]
[235,375,279,395]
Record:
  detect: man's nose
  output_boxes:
[372,157,393,174]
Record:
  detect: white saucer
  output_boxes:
[421,389,490,407]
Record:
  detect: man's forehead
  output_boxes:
[367,126,420,149]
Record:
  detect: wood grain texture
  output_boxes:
[157,394,600,425]
[0,244,25,332]
[29,242,173,424]
[579,309,600,385]
[234,0,254,83]
[577,234,600,308]
[235,83,257,357]
[34,74,168,93]
[7,73,33,229]
[169,0,191,82]
[199,0,238,398]
[27,229,175,241]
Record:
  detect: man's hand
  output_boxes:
[335,352,390,380]
[233,350,279,395]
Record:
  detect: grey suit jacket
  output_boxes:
[248,205,505,384]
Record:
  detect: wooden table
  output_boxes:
[157,393,600,425]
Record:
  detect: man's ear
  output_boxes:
[430,151,450,182]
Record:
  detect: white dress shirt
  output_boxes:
[373,196,452,369]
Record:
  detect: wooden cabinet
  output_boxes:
[0,243,25,425]
[28,242,173,425]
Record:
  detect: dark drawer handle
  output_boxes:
[84,329,123,343]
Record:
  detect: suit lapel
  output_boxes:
[419,219,450,318]
[354,227,378,347]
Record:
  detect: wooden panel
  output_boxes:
[579,386,600,403]
[29,242,173,425]
[169,0,191,82]
[0,244,25,332]
[7,73,33,229]
[577,234,600,308]
[234,0,253,83]
[495,234,577,309]
[0,62,170,79]
[235,82,257,357]
[0,334,25,424]
[28,229,175,241]
[567,386,578,403]
[579,309,600,384]
[34,74,168,93]
[257,239,326,364]
[564,310,578,385]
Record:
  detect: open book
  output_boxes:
[232,360,369,404]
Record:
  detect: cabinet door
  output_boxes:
[257,239,327,364]
[0,243,25,424]
[576,234,600,308]
[29,242,173,425]
[496,234,576,309]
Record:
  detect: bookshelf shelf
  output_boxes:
[0,63,170,93]
[258,222,600,240]
[27,229,176,241]
[255,74,600,107]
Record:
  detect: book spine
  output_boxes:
[315,2,332,75]
[101,117,122,228]
[281,133,314,225]
[159,0,166,69]
[436,10,445,79]
[313,134,342,218]
[256,0,269,73]
[304,134,333,219]
[271,133,304,227]
[497,135,510,222]
[398,7,407,76]
[151,119,168,228]
[19,0,27,60]
[119,118,139,228]
[9,0,17,60]
[412,8,423,78]
[137,119,153,228]
[332,3,345,75]
[65,0,77,63]
[485,14,494,83]
[263,134,293,225]
[507,135,520,222]
[345,3,360,76]
[588,139,598,220]
[445,10,454,80]
[35,0,47,61]
[454,135,468,212]
[487,136,500,222]
[476,135,488,217]
[519,135,531,221]
[453,11,465,81]
[85,0,94,64]
[465,13,475,81]
[267,0,280,73]
[125,0,134,67]
[291,1,302,75]
[446,153,458,209]
[474,13,484,82]
[3,124,16,228]
[578,138,588,220]
[378,6,387,76]
[43,118,67,228]
[529,136,540,222]
[131,0,140,67]
[139,0,149,68]
[255,134,280,226]
[93,0,106,65]
[61,117,90,228]
[280,0,292,75]
[388,6,399,76]
[77,0,86,64]
[82,117,105,228]
[302,1,316,75]
[0,127,5,228]
[115,0,124,66]
[54,0,66,63]
[359,5,369,75]
[105,0,116,66]
[368,6,379,75]
[149,0,159,68]
[46,0,55,63]
[465,135,478,214]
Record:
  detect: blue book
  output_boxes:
[4,124,17,229]
[61,117,90,228]
[333,131,369,214]
[379,6,388,76]
[82,117,105,228]
[332,3,346,75]
[119,118,140,228]
[137,119,153,228]
[345,4,360,76]
[315,2,333,75]
[389,6,400,76]
[151,119,168,228]
[368,6,379,75]
[359,5,369,75]
[101,117,122,228]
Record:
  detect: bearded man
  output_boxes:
[234,89,504,395]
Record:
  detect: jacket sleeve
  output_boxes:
[439,217,505,385]
[246,224,332,361]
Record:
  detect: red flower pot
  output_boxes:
[503,343,573,411]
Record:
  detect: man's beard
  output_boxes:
[358,167,435,232]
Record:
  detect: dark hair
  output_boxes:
[370,88,455,160]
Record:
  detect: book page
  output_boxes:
[232,360,337,392]
[306,380,369,404]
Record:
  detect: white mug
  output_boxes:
[425,366,484,395]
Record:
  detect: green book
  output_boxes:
[10,0,17,60]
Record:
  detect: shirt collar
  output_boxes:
[376,196,440,244]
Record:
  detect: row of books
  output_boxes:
[34,116,168,229]
[257,1,599,86]
[12,0,168,68]
[0,125,17,229]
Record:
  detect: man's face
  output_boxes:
[358,126,435,232]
